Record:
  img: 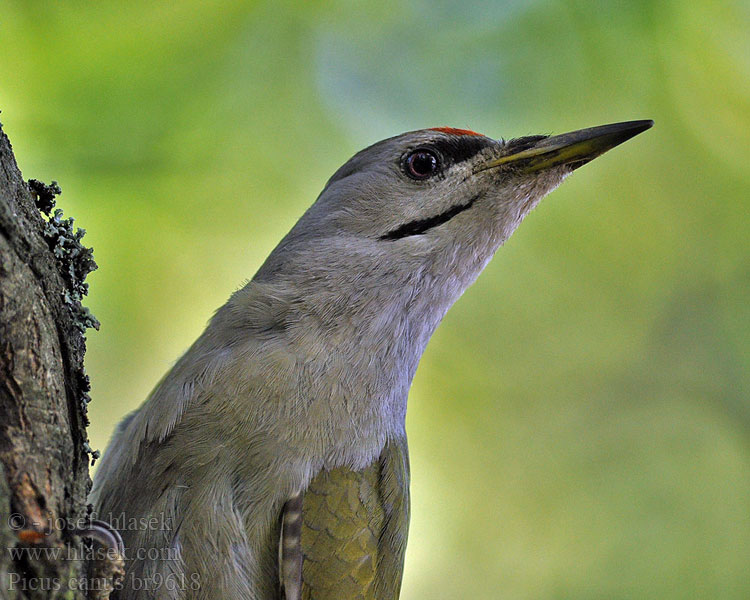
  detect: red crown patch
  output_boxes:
[429,127,483,137]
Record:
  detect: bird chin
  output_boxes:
[521,167,570,214]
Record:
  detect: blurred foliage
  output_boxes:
[2,0,749,597]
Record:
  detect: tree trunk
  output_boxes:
[0,122,99,599]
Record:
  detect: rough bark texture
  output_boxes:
[0,122,98,599]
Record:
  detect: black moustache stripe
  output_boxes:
[380,194,481,240]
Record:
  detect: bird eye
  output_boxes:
[405,149,440,180]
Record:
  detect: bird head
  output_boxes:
[254,121,652,316]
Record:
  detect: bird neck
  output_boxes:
[226,236,498,467]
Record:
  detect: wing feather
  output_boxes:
[279,437,409,600]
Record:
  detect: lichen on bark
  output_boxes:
[0,122,98,598]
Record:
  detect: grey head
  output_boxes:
[251,121,653,345]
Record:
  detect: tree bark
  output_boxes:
[0,122,98,599]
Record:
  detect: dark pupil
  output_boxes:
[408,151,437,178]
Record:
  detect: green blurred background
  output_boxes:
[2,1,749,597]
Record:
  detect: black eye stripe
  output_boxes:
[431,136,493,165]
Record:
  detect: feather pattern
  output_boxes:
[294,437,409,600]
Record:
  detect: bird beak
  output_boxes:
[478,120,654,173]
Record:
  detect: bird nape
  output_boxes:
[89,120,653,600]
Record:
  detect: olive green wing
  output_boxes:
[280,437,410,600]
